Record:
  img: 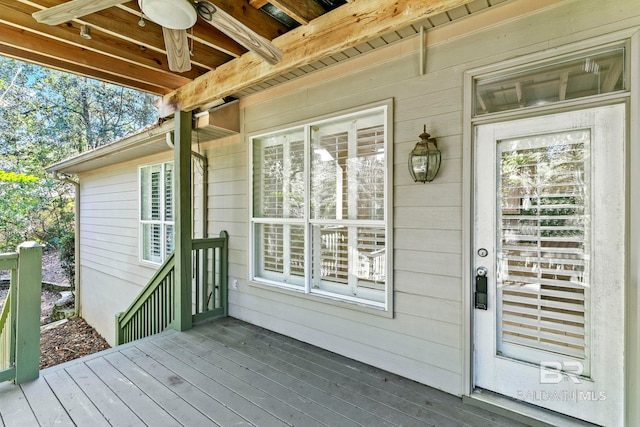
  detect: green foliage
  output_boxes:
[0,170,39,183]
[59,232,75,287]
[0,57,159,251]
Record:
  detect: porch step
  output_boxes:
[463,389,597,427]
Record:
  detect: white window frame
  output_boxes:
[249,100,393,311]
[139,161,174,265]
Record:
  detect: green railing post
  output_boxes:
[14,242,41,384]
[172,109,193,332]
[220,230,229,317]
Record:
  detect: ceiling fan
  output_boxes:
[32,0,283,73]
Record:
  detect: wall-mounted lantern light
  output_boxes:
[408,125,441,183]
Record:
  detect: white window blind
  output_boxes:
[251,105,389,308]
[140,162,174,264]
[497,131,590,361]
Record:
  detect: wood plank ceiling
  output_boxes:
[1,0,510,107]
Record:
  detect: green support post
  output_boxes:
[219,230,229,317]
[14,242,42,384]
[172,110,193,332]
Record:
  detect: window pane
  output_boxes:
[164,163,174,221]
[355,125,385,221]
[165,224,174,257]
[253,129,305,218]
[250,105,388,307]
[498,130,590,360]
[311,111,385,220]
[475,47,625,115]
[142,223,162,263]
[254,223,305,286]
[311,224,385,303]
[141,165,162,220]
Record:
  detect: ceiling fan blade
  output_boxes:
[33,0,126,26]
[196,2,283,65]
[163,27,192,73]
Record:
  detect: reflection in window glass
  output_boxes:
[140,162,174,264]
[475,48,625,115]
[251,106,388,308]
[497,130,590,361]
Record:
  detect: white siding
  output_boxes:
[78,156,171,346]
[70,0,640,403]
[200,0,640,396]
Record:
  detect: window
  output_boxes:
[140,162,174,264]
[251,104,390,309]
[474,46,625,115]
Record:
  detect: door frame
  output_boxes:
[461,29,640,423]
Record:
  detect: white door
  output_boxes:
[473,104,625,426]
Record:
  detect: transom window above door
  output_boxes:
[250,102,392,310]
[474,46,625,115]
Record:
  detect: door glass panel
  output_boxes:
[496,130,591,371]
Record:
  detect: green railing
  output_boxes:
[0,281,15,375]
[116,231,228,345]
[0,243,42,384]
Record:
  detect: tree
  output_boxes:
[0,57,159,252]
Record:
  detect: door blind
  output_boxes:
[497,132,590,361]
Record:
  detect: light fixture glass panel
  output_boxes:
[138,0,197,30]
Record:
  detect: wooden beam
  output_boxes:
[0,44,171,94]
[21,0,230,70]
[118,2,247,58]
[213,0,288,40]
[267,0,325,25]
[163,0,475,112]
[32,0,123,25]
[249,0,269,8]
[0,23,186,91]
[0,1,203,81]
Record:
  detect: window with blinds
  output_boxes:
[251,105,389,308]
[497,130,590,365]
[140,162,174,264]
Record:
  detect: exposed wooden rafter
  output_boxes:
[250,0,325,25]
[3,0,290,93]
[0,0,495,102]
[163,0,475,113]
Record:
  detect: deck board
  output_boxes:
[0,382,38,427]
[237,321,515,427]
[194,323,429,426]
[0,317,527,426]
[119,345,248,426]
[102,351,214,425]
[168,332,364,427]
[84,357,180,426]
[149,337,327,427]
[20,377,74,426]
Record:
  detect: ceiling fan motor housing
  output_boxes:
[138,0,197,30]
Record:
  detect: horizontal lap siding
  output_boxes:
[79,163,166,346]
[205,0,640,396]
[203,137,249,290]
[230,40,468,395]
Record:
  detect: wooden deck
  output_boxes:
[0,317,525,426]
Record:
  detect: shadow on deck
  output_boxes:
[0,317,526,426]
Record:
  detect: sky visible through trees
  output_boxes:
[0,56,159,252]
